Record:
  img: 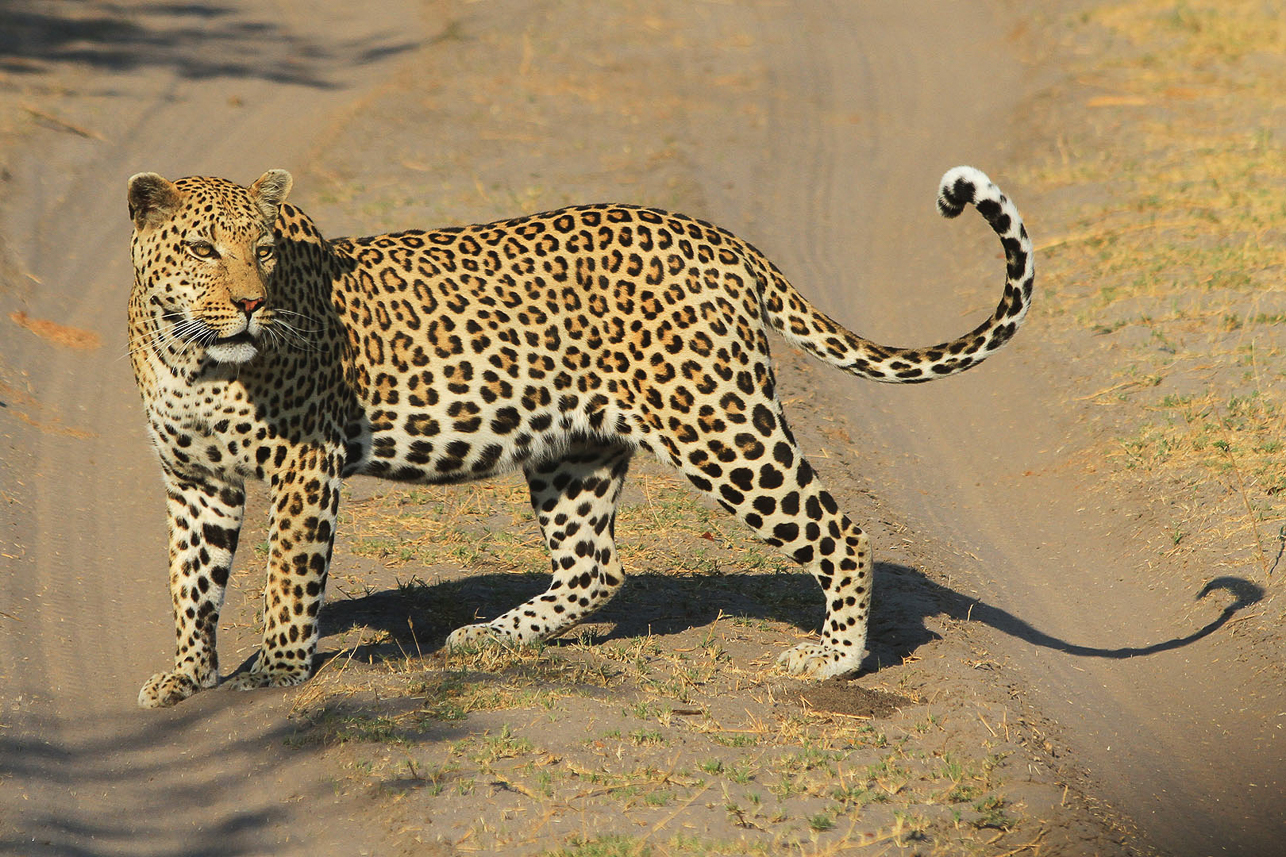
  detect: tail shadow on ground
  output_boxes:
[0,1,420,86]
[317,561,1264,672]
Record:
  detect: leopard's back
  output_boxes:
[326,204,780,482]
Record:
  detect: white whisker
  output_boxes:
[263,314,322,353]
[271,308,322,325]
[124,312,223,360]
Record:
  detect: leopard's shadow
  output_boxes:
[316,560,944,672]
[315,561,1265,673]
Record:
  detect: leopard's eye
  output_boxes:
[256,244,275,262]
[185,240,217,260]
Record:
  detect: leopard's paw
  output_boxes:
[444,622,512,651]
[776,642,865,680]
[223,663,312,692]
[138,670,205,709]
[444,617,540,651]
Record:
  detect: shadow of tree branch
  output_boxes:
[0,1,420,88]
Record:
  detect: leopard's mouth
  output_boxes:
[204,326,261,364]
[170,317,259,350]
[211,330,257,347]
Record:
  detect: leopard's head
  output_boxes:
[127,170,292,364]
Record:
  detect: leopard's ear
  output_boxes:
[248,169,293,226]
[127,172,180,231]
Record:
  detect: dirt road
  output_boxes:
[1,1,1281,855]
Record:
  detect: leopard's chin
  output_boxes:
[206,331,259,364]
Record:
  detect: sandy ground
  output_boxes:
[1,1,1282,855]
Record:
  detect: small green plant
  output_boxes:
[627,700,664,720]
[807,811,835,832]
[643,789,673,807]
[770,773,801,799]
[973,794,1015,830]
[831,782,887,806]
[935,752,966,783]
[629,728,665,746]
[288,710,405,747]
[712,733,757,748]
[544,834,651,857]
[912,713,942,734]
[472,724,535,763]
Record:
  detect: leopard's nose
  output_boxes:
[234,296,264,316]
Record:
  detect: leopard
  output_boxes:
[127,165,1033,709]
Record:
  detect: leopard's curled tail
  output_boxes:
[753,166,1034,383]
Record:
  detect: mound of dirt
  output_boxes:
[795,679,916,719]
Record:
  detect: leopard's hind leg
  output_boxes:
[665,403,873,679]
[446,440,632,648]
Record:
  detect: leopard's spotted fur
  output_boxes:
[127,166,1033,708]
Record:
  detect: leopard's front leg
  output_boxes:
[223,452,342,693]
[138,470,245,709]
